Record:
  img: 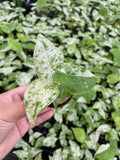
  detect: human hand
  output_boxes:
[0,85,54,159]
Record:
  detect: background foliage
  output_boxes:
[1,0,120,159]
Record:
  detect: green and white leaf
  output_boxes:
[16,71,34,86]
[49,148,62,160]
[95,144,117,160]
[53,69,97,99]
[0,66,17,75]
[54,108,63,123]
[53,63,97,105]
[43,134,57,147]
[97,124,111,134]
[33,34,64,82]
[24,79,59,125]
[69,140,83,159]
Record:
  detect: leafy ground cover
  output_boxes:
[1,0,120,159]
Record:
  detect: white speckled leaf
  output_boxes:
[24,79,59,125]
[33,34,64,82]
[53,63,97,105]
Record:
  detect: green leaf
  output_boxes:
[23,43,35,51]
[112,111,120,129]
[0,23,11,34]
[108,129,118,150]
[72,127,86,143]
[112,94,120,110]
[53,63,97,105]
[35,152,42,160]
[67,43,76,55]
[33,34,64,82]
[23,61,34,69]
[12,60,22,68]
[53,70,97,99]
[111,49,120,67]
[17,33,31,42]
[83,114,94,128]
[7,38,22,52]
[79,88,96,103]
[8,21,17,32]
[16,50,27,61]
[35,136,44,148]
[5,82,17,91]
[24,79,59,125]
[53,87,71,106]
[107,74,120,84]
[94,144,117,160]
[108,129,119,142]
[37,0,47,9]
[13,150,28,159]
[100,86,115,99]
[0,52,5,60]
[15,23,23,32]
[0,43,10,53]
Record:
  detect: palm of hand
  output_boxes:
[0,85,53,159]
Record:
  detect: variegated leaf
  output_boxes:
[33,34,64,82]
[24,79,59,125]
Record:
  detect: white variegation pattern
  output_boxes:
[24,79,59,125]
[57,63,95,77]
[33,34,64,82]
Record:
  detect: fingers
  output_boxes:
[0,110,54,159]
[17,108,54,137]
[1,84,29,103]
[0,84,54,123]
[10,104,54,123]
[11,107,54,138]
[38,107,54,115]
[35,109,54,126]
